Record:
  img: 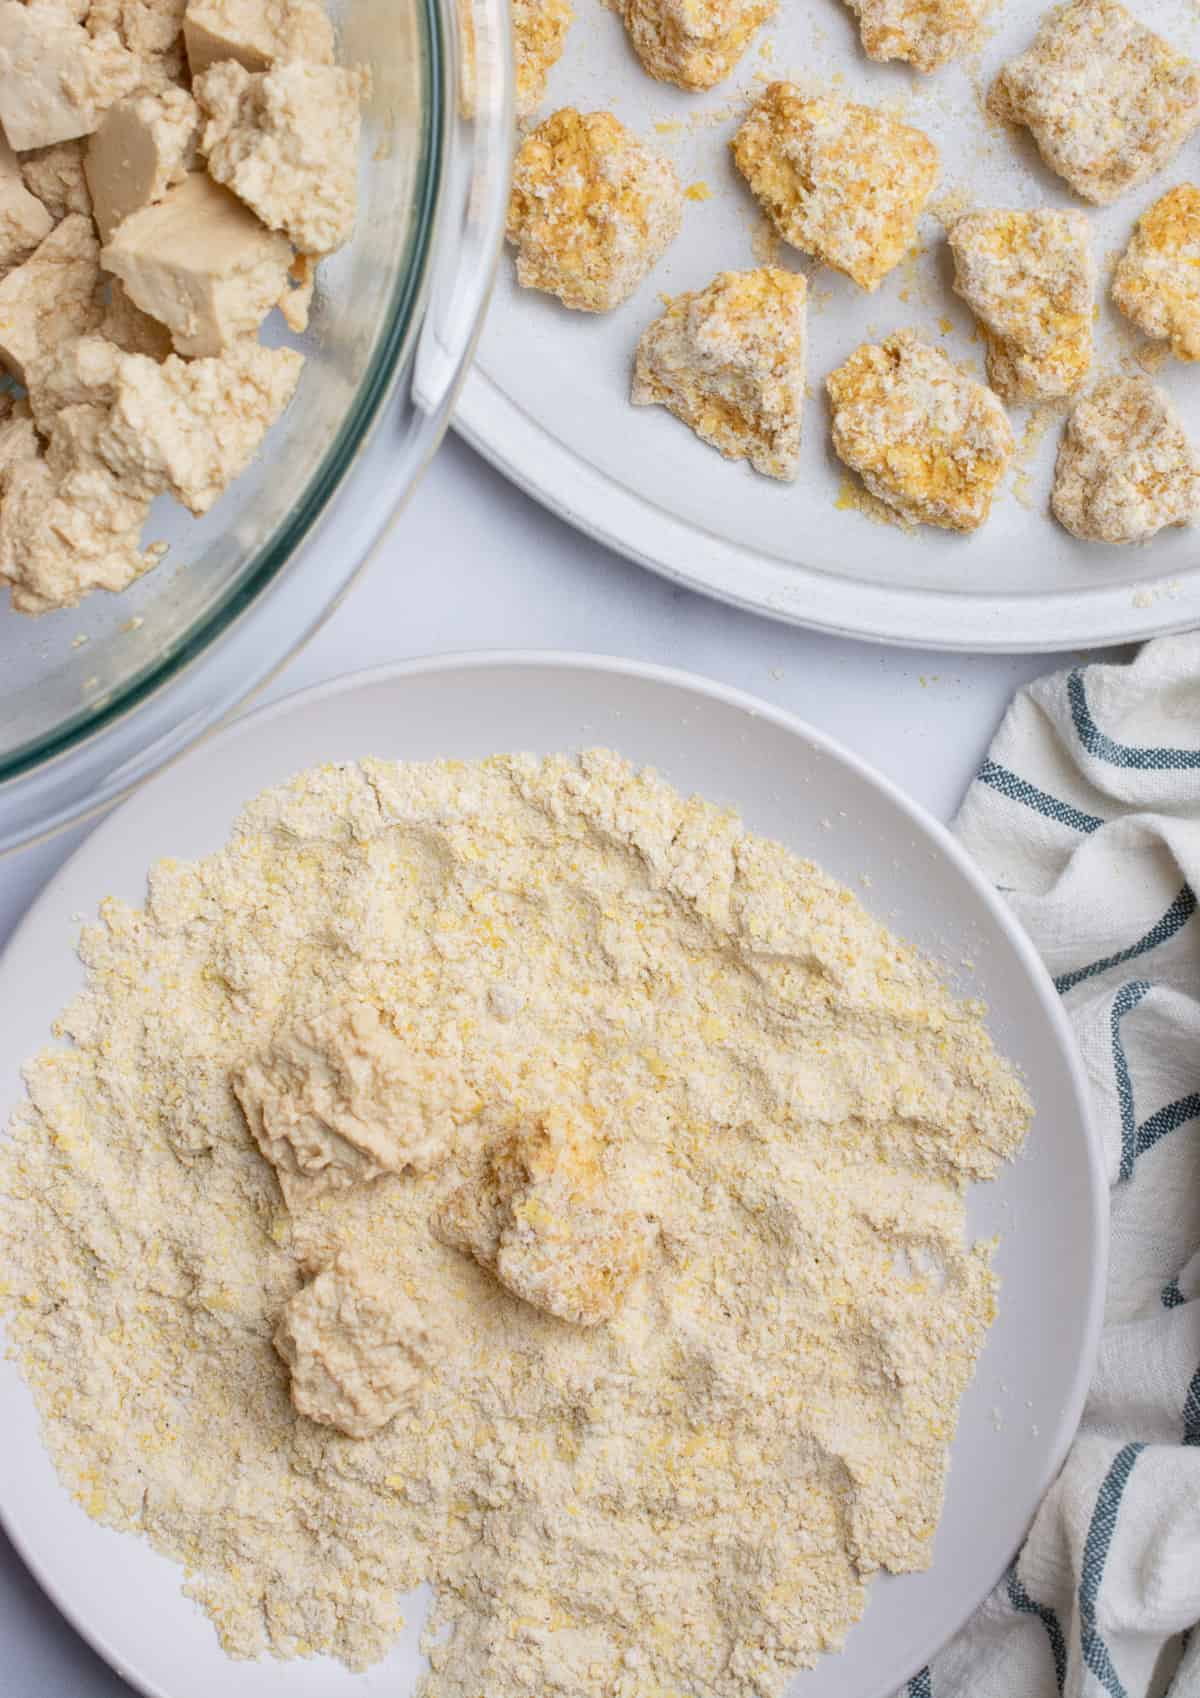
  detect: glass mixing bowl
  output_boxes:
[0,0,511,854]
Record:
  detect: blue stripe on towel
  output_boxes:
[1111,981,1152,1180]
[1007,1564,1068,1692]
[1068,671,1200,770]
[977,759,1104,833]
[1054,887,1196,996]
[1079,1443,1145,1698]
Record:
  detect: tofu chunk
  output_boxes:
[87,0,189,87]
[948,208,1095,402]
[196,60,366,257]
[274,1253,430,1439]
[827,331,1015,531]
[632,267,808,481]
[732,85,939,292]
[513,0,572,118]
[0,214,102,385]
[86,87,200,242]
[19,141,92,221]
[434,1108,653,1327]
[991,0,1200,206]
[0,1,141,151]
[0,131,52,272]
[619,0,775,92]
[101,172,293,356]
[507,108,683,313]
[1112,185,1200,364]
[233,1002,467,1209]
[183,0,335,77]
[1052,375,1200,543]
[841,0,986,74]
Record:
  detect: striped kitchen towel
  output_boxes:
[903,634,1200,1698]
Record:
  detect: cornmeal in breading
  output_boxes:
[619,0,775,92]
[1051,374,1200,543]
[842,0,986,73]
[513,0,572,119]
[949,208,1095,402]
[827,331,1015,531]
[732,85,939,292]
[632,267,807,481]
[1112,185,1200,363]
[991,0,1200,206]
[507,108,682,312]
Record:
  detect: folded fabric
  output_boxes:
[897,635,1200,1698]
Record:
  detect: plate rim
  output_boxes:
[455,370,1200,654]
[0,649,1109,1697]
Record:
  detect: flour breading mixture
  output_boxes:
[0,753,1033,1697]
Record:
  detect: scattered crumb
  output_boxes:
[685,180,713,201]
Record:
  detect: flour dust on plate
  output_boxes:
[0,658,1105,1698]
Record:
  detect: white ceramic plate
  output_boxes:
[0,654,1105,1698]
[457,0,1200,650]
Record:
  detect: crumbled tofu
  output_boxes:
[274,1253,430,1439]
[1051,374,1200,543]
[827,331,1015,531]
[87,0,189,87]
[948,208,1095,402]
[841,0,986,73]
[991,0,1200,206]
[507,108,682,312]
[25,330,123,433]
[618,0,775,92]
[513,0,572,119]
[233,1002,467,1208]
[196,59,366,257]
[101,171,293,355]
[86,86,199,242]
[435,1108,653,1327]
[183,0,335,77]
[0,403,161,615]
[1112,185,1200,363]
[632,266,807,480]
[100,336,303,513]
[0,0,141,151]
[19,141,92,221]
[0,214,102,384]
[0,130,52,271]
[732,84,939,292]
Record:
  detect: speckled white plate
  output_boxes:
[0,656,1105,1698]
[457,0,1200,649]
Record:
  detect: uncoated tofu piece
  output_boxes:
[0,214,102,384]
[87,0,189,87]
[991,0,1200,206]
[619,0,776,93]
[196,60,366,257]
[732,85,939,292]
[0,131,52,271]
[1112,186,1200,364]
[183,0,335,77]
[434,1107,654,1327]
[0,1,141,151]
[632,267,808,481]
[19,141,92,221]
[827,331,1016,532]
[948,208,1095,402]
[1052,375,1200,543]
[274,1252,430,1439]
[841,0,986,73]
[86,86,200,242]
[101,172,293,356]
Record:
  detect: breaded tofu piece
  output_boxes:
[841,0,987,74]
[827,331,1015,531]
[732,85,939,292]
[619,0,775,92]
[1112,185,1200,363]
[632,267,808,481]
[507,108,682,312]
[1051,374,1200,542]
[434,1107,653,1327]
[513,0,572,119]
[949,208,1095,402]
[990,0,1200,206]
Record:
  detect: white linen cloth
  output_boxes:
[898,634,1200,1698]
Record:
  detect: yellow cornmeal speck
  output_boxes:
[685,180,713,201]
[835,472,912,528]
[0,751,1032,1698]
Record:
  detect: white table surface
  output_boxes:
[0,430,1099,1696]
